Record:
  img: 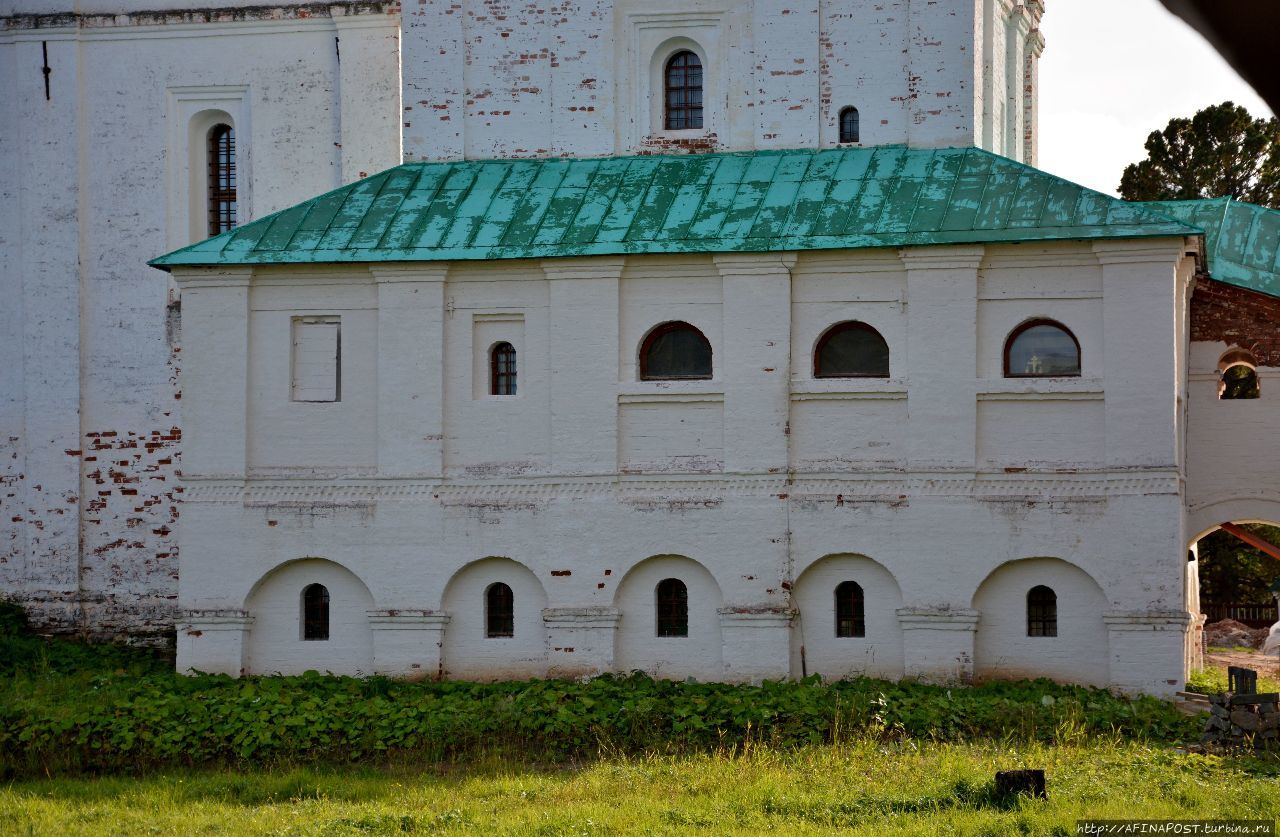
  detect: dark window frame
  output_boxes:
[302,583,330,641]
[1026,584,1058,637]
[838,106,860,143]
[207,123,237,237]
[1003,318,1082,378]
[664,50,704,131]
[490,342,518,396]
[639,321,713,381]
[835,580,866,638]
[656,577,689,637]
[813,320,891,378]
[485,582,515,638]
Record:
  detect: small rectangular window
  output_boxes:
[291,316,341,402]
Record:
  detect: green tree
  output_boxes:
[1197,523,1280,605]
[1119,101,1280,209]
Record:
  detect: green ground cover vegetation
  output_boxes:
[3,602,1278,833]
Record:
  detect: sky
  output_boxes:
[1037,0,1273,197]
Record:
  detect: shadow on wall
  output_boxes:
[971,557,1109,687]
[791,553,905,681]
[244,557,374,676]
[441,556,548,681]
[613,555,723,680]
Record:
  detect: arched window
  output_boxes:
[664,50,704,130]
[640,321,713,380]
[1026,585,1057,637]
[838,106,860,143]
[814,321,890,378]
[655,578,689,637]
[834,580,866,638]
[1219,349,1260,400]
[1003,319,1080,378]
[207,124,237,237]
[485,582,514,638]
[302,583,329,641]
[490,342,518,396]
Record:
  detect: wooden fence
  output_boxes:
[1203,602,1279,629]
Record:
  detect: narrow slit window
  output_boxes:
[656,578,689,637]
[1026,585,1057,637]
[664,50,704,130]
[485,582,514,638]
[302,583,329,641]
[835,580,866,638]
[838,106,860,143]
[207,124,237,237]
[291,316,341,402]
[490,342,518,395]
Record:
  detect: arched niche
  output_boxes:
[971,557,1109,687]
[244,557,374,676]
[441,556,548,680]
[612,555,723,680]
[791,554,904,680]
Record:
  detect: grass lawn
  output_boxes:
[3,740,1279,835]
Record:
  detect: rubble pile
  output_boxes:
[1204,619,1271,649]
[1202,692,1280,750]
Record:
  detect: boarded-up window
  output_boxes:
[291,316,341,402]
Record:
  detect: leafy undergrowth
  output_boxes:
[0,601,1203,779]
[5,741,1280,835]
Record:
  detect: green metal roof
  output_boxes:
[1141,198,1280,297]
[152,146,1198,269]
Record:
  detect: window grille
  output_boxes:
[486,582,514,638]
[839,106,860,143]
[207,124,237,237]
[302,583,330,641]
[491,342,518,395]
[664,51,704,130]
[1026,585,1057,637]
[656,578,689,637]
[835,580,866,637]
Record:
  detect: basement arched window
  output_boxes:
[1004,319,1080,377]
[490,342,518,396]
[835,580,866,638]
[656,578,689,637]
[485,582,514,638]
[814,321,890,378]
[839,106,860,143]
[1026,585,1057,637]
[640,321,713,380]
[302,583,329,641]
[664,50,704,130]
[207,123,237,237]
[1219,349,1260,400]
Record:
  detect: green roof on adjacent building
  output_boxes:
[151,145,1199,269]
[1141,197,1280,298]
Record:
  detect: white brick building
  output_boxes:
[5,0,1280,697]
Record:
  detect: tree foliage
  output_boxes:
[1119,102,1280,209]
[1196,523,1280,604]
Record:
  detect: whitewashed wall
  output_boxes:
[172,239,1196,695]
[0,4,401,637]
[401,0,1045,161]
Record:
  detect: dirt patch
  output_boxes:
[1204,619,1271,650]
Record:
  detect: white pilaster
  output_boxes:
[897,607,980,684]
[176,610,252,677]
[543,607,621,678]
[1104,611,1191,698]
[368,611,450,679]
[719,608,793,683]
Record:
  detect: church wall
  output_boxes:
[172,239,1195,695]
[1185,279,1280,537]
[400,0,1042,162]
[0,4,401,638]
